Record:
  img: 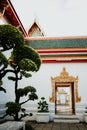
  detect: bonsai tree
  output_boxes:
[0,24,42,121]
[6,44,41,121]
[0,24,24,93]
[37,97,49,112]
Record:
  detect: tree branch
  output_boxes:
[0,69,15,79]
[20,99,30,105]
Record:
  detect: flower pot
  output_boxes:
[36,112,50,123]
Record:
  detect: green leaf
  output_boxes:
[28,92,38,100]
[17,86,37,97]
[11,45,41,71]
[20,71,32,78]
[0,24,25,51]
[0,51,8,66]
[19,58,38,71]
[6,102,21,115]
[8,76,16,81]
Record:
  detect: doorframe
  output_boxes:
[49,67,81,114]
[55,82,75,115]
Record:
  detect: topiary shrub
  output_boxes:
[0,24,42,120]
[0,24,24,51]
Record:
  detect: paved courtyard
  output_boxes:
[26,121,87,130]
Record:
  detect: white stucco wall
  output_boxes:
[1,62,87,104]
[1,62,87,121]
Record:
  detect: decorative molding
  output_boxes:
[25,37,87,63]
[49,67,81,103]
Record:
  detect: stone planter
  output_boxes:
[36,112,50,123]
[84,113,87,123]
[0,105,7,122]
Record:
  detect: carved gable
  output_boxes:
[28,19,45,37]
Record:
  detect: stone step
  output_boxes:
[54,115,80,123]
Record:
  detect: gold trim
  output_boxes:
[25,35,87,41]
[49,67,81,103]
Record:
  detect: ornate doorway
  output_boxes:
[49,67,81,115]
[55,82,75,114]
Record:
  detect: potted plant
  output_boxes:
[36,97,50,123]
[84,107,87,123]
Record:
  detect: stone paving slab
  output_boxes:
[26,121,87,130]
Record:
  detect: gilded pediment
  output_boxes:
[51,67,78,82]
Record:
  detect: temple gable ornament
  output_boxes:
[49,67,81,103]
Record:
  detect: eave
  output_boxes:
[0,0,28,37]
[25,36,87,63]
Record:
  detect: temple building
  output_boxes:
[0,0,87,122]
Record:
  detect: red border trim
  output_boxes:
[42,59,87,63]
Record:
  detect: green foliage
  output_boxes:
[8,76,16,81]
[6,102,21,116]
[0,24,25,51]
[21,108,26,113]
[24,86,37,93]
[0,51,8,93]
[0,24,41,120]
[19,58,38,71]
[20,71,32,78]
[10,45,41,71]
[28,92,38,101]
[37,97,49,112]
[17,86,37,97]
[0,51,8,67]
[16,86,38,106]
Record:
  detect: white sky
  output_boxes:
[11,0,87,37]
